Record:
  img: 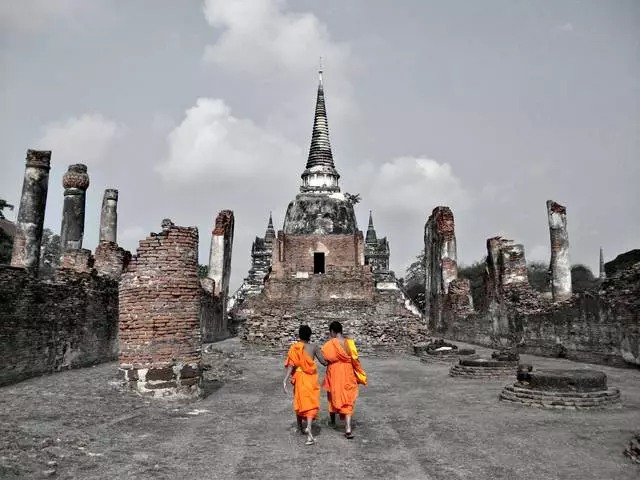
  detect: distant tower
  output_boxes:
[599,247,606,280]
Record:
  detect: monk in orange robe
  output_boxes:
[321,321,367,439]
[283,325,327,445]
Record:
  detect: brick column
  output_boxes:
[547,200,572,301]
[119,219,203,398]
[60,164,90,253]
[424,206,458,331]
[10,150,52,274]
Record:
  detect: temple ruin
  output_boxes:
[423,203,640,368]
[232,69,426,351]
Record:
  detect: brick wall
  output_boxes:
[443,260,640,368]
[273,233,364,273]
[118,222,203,397]
[241,288,428,354]
[0,265,119,387]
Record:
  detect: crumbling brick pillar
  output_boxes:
[424,206,458,331]
[59,249,94,274]
[60,164,90,253]
[207,210,234,297]
[99,189,118,243]
[202,210,234,341]
[119,219,203,398]
[547,200,572,301]
[484,237,529,304]
[11,150,52,275]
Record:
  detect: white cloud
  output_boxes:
[555,22,574,33]
[37,114,126,165]
[201,0,354,130]
[156,97,301,185]
[202,0,350,78]
[357,156,469,214]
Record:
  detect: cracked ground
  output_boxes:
[1,339,638,479]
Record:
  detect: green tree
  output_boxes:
[0,199,14,220]
[39,228,61,277]
[527,261,550,293]
[571,264,597,292]
[0,198,15,264]
[458,259,486,308]
[198,264,209,278]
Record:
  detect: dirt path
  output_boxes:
[1,338,638,479]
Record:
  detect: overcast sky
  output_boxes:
[1,0,638,290]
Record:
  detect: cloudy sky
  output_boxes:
[1,0,638,289]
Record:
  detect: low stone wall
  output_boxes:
[0,265,119,386]
[443,262,640,368]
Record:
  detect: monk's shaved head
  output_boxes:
[329,321,343,334]
[299,325,312,341]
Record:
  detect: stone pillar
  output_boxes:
[203,210,234,341]
[99,189,118,243]
[207,210,235,297]
[10,150,52,274]
[599,247,605,280]
[546,200,572,301]
[119,219,203,398]
[424,206,458,330]
[60,164,90,252]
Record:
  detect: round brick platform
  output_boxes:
[449,358,518,378]
[415,340,476,363]
[500,369,621,410]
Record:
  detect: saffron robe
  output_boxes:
[285,341,320,419]
[321,338,361,415]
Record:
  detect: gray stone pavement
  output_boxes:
[1,338,639,479]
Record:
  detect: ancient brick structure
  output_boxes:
[60,164,90,253]
[236,69,425,350]
[0,265,119,386]
[500,369,621,409]
[424,206,459,331]
[10,150,52,274]
[119,220,203,398]
[202,210,234,341]
[547,200,572,301]
[229,214,275,312]
[364,211,390,277]
[449,357,519,379]
[443,248,640,368]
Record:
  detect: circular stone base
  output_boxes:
[449,360,518,378]
[527,369,608,392]
[499,384,621,409]
[624,433,640,464]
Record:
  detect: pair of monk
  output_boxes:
[283,321,366,445]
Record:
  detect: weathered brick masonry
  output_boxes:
[444,256,640,368]
[0,266,119,386]
[119,220,204,397]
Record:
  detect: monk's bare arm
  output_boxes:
[314,345,328,366]
[282,365,294,393]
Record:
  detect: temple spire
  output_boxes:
[366,210,377,244]
[265,211,275,243]
[599,246,605,280]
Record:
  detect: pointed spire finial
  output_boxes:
[318,56,323,86]
[366,210,377,244]
[599,246,605,280]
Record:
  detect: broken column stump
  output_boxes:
[499,369,621,409]
[118,219,203,399]
[449,357,519,378]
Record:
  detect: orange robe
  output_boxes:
[285,341,320,419]
[321,338,360,416]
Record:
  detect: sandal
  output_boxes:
[305,438,316,446]
[345,431,354,439]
